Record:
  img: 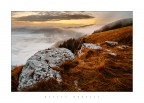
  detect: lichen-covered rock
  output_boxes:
[18,48,74,90]
[81,43,102,50]
[105,41,118,46]
[78,43,102,57]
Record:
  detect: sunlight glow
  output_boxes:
[12,18,99,28]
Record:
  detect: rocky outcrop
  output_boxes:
[93,18,132,33]
[18,48,74,90]
[78,43,102,57]
[105,41,118,46]
[77,43,117,57]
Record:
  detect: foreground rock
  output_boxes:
[18,48,74,90]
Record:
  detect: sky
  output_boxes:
[12,11,132,28]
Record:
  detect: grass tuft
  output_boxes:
[11,65,23,91]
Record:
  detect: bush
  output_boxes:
[58,38,84,53]
[60,60,79,72]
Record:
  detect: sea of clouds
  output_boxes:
[12,25,102,65]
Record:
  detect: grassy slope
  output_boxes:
[56,26,133,91]
[12,26,132,92]
[84,26,132,45]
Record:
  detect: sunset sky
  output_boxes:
[12,11,132,28]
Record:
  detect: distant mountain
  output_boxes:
[93,18,132,33]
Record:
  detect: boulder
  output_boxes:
[105,41,118,46]
[78,43,102,57]
[18,48,74,90]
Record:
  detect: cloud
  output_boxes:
[14,13,94,22]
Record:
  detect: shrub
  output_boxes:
[58,38,84,53]
[60,60,79,72]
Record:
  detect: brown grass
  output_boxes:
[11,65,23,91]
[84,26,132,45]
[58,47,132,91]
[55,26,133,91]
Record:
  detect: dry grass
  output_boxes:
[84,26,132,45]
[58,47,132,91]
[11,65,23,91]
[56,26,133,91]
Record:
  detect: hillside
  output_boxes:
[53,26,132,91]
[93,18,132,33]
[86,26,132,45]
[12,25,132,92]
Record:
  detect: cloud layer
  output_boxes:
[14,12,94,22]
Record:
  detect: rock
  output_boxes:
[117,45,129,50]
[81,43,102,50]
[78,43,102,57]
[105,49,117,56]
[18,48,74,90]
[74,80,81,91]
[105,41,118,46]
[109,52,117,56]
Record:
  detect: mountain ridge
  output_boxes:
[93,18,132,33]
